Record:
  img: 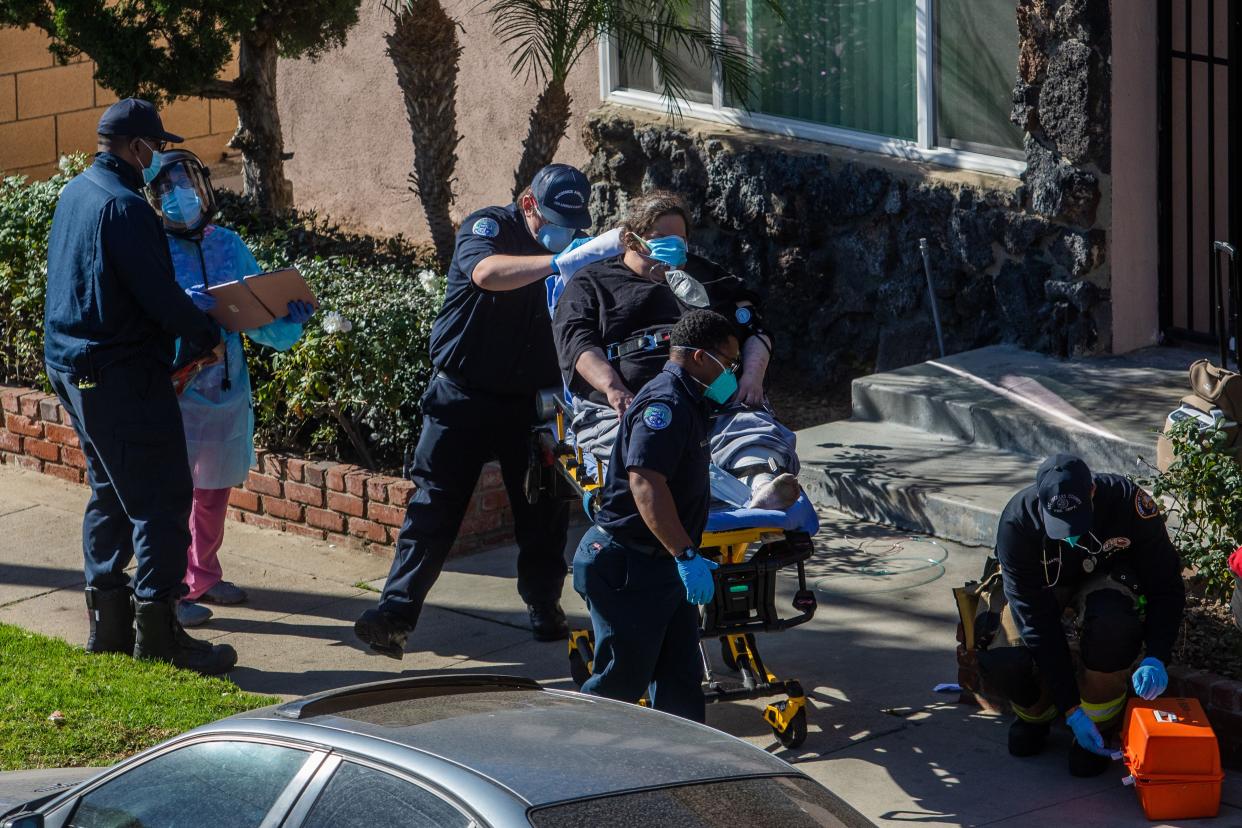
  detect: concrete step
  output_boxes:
[848,344,1206,477]
[797,419,1035,548]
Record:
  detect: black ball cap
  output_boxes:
[1036,454,1093,540]
[97,98,183,143]
[530,163,591,229]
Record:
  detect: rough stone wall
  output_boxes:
[582,0,1111,385]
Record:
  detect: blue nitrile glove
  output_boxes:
[1066,707,1111,756]
[285,300,314,324]
[675,550,719,605]
[1132,657,1169,701]
[185,287,216,311]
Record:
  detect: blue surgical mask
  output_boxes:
[140,141,164,185]
[161,187,202,227]
[645,235,688,267]
[536,221,576,253]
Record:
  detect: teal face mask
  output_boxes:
[701,351,738,404]
[1064,535,1082,548]
[161,187,203,228]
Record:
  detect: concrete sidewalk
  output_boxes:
[1,464,1238,826]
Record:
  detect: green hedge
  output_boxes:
[0,160,442,471]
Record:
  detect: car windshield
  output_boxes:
[526,775,868,828]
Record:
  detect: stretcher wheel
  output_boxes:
[773,706,808,749]
[568,648,591,688]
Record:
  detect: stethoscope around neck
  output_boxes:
[1041,530,1104,587]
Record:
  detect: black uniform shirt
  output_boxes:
[428,204,560,394]
[595,362,712,549]
[553,253,757,404]
[995,473,1185,714]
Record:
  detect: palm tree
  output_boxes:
[486,0,779,200]
[384,0,465,268]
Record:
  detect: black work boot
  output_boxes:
[354,608,412,659]
[528,602,569,642]
[133,597,237,676]
[1008,718,1051,757]
[85,586,135,655]
[1068,741,1113,777]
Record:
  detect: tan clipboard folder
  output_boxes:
[206,268,318,332]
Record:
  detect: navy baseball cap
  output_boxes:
[530,164,591,229]
[1036,454,1094,540]
[97,98,183,143]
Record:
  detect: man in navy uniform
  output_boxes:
[978,454,1184,776]
[572,309,740,722]
[356,164,614,657]
[44,98,236,675]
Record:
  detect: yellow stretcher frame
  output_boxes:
[541,397,816,749]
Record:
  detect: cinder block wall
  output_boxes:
[0,26,239,179]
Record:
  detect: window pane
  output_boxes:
[68,741,309,828]
[614,1,714,105]
[301,762,471,828]
[723,0,917,140]
[935,0,1024,156]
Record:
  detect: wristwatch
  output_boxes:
[675,547,697,562]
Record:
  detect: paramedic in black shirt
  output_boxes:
[978,454,1184,777]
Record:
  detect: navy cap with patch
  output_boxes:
[530,163,591,229]
[97,98,183,142]
[1036,454,1094,540]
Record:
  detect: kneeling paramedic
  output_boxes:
[43,99,235,675]
[355,164,618,657]
[147,149,312,628]
[977,454,1185,777]
[573,309,740,723]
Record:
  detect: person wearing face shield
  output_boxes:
[355,163,617,658]
[145,150,313,628]
[42,99,235,675]
[551,191,798,508]
[572,310,740,723]
[977,454,1185,778]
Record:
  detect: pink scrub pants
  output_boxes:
[183,487,231,601]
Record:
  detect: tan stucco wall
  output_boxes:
[1109,0,1161,353]
[277,1,599,239]
[0,26,238,180]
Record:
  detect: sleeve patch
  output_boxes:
[472,217,500,238]
[1135,489,1160,519]
[642,403,673,430]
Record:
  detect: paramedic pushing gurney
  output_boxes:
[978,454,1184,778]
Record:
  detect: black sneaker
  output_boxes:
[1068,741,1113,777]
[354,608,412,660]
[1008,718,1051,757]
[528,602,569,642]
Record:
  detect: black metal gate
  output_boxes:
[1158,0,1242,341]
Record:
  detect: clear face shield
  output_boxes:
[145,151,217,237]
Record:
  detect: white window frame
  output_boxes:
[597,0,1026,178]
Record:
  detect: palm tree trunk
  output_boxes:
[386,0,463,269]
[511,78,572,200]
[228,28,294,213]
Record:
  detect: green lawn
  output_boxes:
[0,623,278,770]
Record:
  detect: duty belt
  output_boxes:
[606,329,672,362]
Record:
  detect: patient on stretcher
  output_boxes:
[551,191,800,510]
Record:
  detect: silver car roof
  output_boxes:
[217,675,802,808]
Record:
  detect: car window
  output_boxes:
[67,740,310,828]
[299,761,472,828]
[528,775,868,828]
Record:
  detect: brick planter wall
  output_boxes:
[0,385,515,556]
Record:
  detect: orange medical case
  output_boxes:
[1121,697,1223,821]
